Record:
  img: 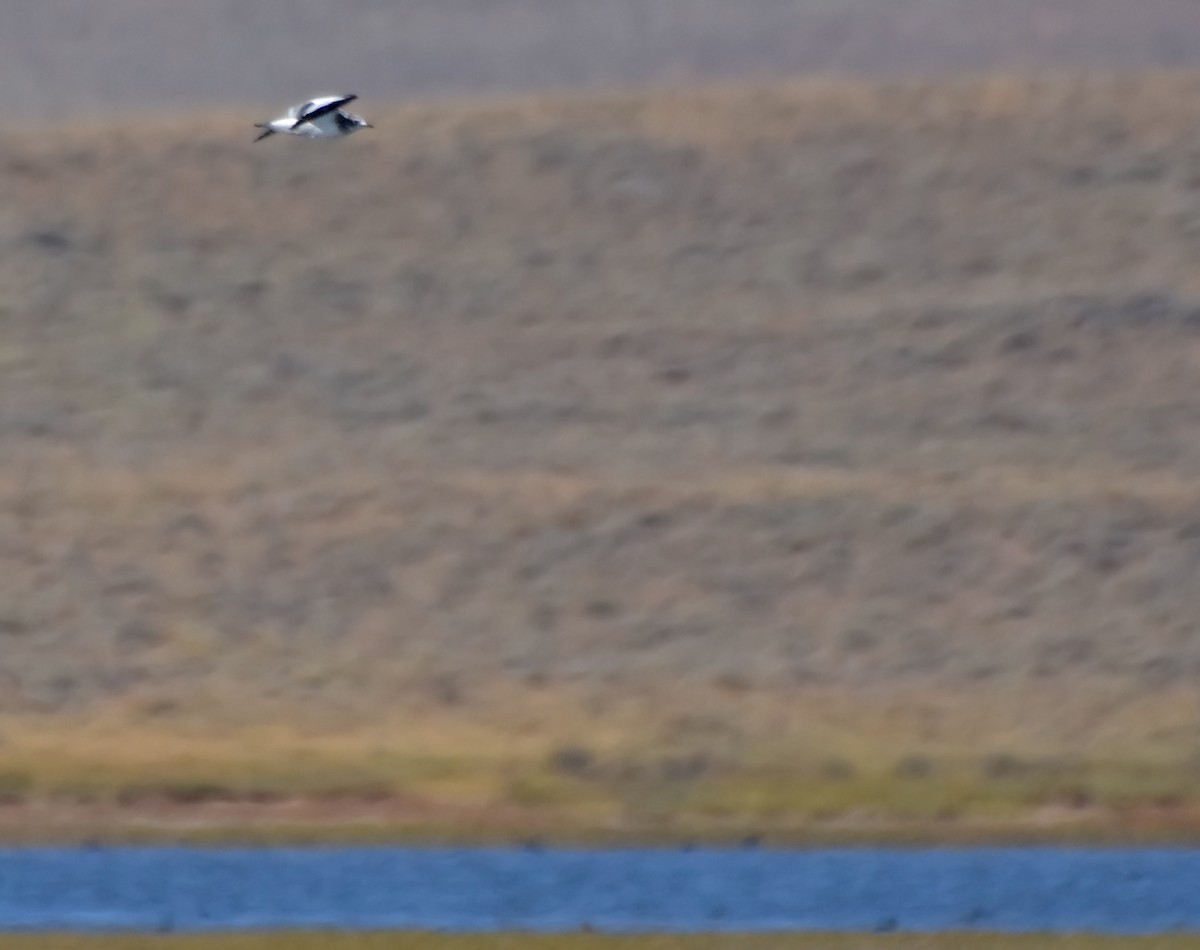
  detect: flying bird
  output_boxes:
[253,94,373,142]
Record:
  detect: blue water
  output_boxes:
[1,846,1198,933]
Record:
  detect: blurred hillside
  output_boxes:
[3,74,1200,768]
[7,0,1200,119]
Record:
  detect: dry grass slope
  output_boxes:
[4,73,1200,830]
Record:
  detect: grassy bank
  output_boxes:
[8,933,1200,950]
[3,690,1200,844]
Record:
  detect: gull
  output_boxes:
[253,94,373,142]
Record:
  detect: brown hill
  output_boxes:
[3,80,1200,868]
[8,1,1200,119]
[4,71,1200,771]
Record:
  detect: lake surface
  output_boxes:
[1,846,1198,933]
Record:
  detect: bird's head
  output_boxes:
[333,111,374,135]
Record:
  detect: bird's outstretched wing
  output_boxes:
[289,94,358,130]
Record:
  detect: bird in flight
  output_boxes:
[253,94,373,142]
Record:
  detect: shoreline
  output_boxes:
[3,796,1200,847]
[5,686,1200,848]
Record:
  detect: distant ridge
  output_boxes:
[5,0,1200,119]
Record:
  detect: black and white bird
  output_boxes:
[253,94,373,142]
